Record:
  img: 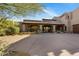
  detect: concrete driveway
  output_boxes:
[8,33,79,56]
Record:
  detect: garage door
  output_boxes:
[73,24,79,33]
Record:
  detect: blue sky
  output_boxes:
[14,3,79,21]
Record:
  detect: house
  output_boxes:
[59,8,79,33]
[19,8,79,33]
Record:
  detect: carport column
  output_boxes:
[22,24,26,32]
[63,25,66,32]
[39,25,43,33]
[53,25,56,32]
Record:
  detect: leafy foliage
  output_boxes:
[0,17,20,36]
[0,29,6,36]
[0,3,43,17]
[0,40,8,56]
[31,26,39,32]
[6,26,19,35]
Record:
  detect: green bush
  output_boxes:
[0,40,8,56]
[5,26,20,35]
[31,26,39,32]
[0,18,20,36]
[14,27,20,34]
[0,29,6,36]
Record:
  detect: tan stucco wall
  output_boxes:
[59,8,79,32]
[59,14,68,26]
[71,9,79,25]
[58,12,73,32]
[58,14,70,32]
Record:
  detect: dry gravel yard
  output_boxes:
[0,34,30,45]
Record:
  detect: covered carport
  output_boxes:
[19,20,65,33]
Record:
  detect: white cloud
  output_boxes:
[43,8,59,18]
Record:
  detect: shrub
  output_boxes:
[0,40,8,56]
[0,29,6,36]
[31,26,39,32]
[6,26,20,35]
[14,27,20,34]
[0,18,20,36]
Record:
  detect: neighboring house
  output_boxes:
[19,8,79,33]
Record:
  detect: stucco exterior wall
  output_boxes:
[58,14,71,32]
[59,8,79,32]
[71,9,79,25]
[59,15,68,26]
[58,12,73,32]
